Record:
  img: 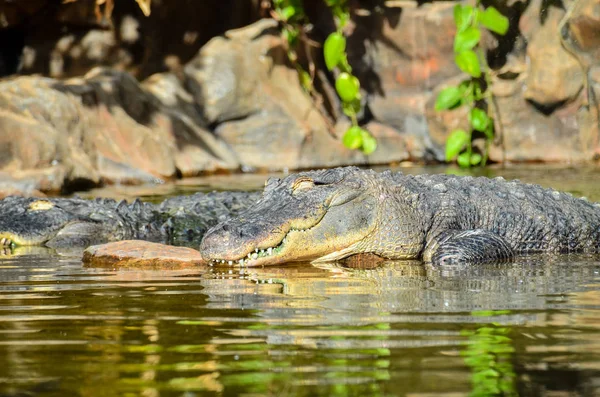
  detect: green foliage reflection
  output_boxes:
[461,314,517,396]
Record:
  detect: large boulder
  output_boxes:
[185,19,412,170]
[520,0,583,107]
[0,76,99,188]
[0,67,240,192]
[349,2,460,161]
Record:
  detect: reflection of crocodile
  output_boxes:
[0,192,259,250]
[200,167,600,266]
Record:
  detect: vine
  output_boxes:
[435,2,509,167]
[272,0,376,154]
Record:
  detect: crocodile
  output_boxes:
[0,191,259,252]
[200,167,600,266]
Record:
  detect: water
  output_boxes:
[2,165,600,396]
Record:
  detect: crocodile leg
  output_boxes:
[423,229,515,265]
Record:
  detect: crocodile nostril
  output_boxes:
[221,224,230,232]
[239,224,260,239]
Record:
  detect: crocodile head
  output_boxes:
[0,196,120,251]
[200,167,385,266]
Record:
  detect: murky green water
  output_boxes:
[3,165,600,396]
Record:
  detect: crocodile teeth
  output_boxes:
[0,238,5,246]
[252,253,258,260]
[228,261,233,266]
[267,247,272,255]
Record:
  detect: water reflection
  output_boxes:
[462,316,517,396]
[1,251,600,395]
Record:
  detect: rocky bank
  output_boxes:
[0,0,598,194]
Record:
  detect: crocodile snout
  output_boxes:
[200,221,251,260]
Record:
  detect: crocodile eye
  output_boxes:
[292,178,315,192]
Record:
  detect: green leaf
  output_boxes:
[470,153,482,165]
[281,5,296,21]
[484,124,494,140]
[335,73,360,102]
[338,52,352,74]
[283,26,299,47]
[343,126,363,149]
[435,86,463,110]
[457,152,471,168]
[445,129,470,161]
[333,7,350,28]
[453,4,474,32]
[342,98,361,117]
[324,32,346,70]
[360,129,377,154]
[454,26,481,53]
[298,69,313,92]
[469,108,490,131]
[480,6,509,35]
[455,50,481,77]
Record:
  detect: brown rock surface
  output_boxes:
[348,2,459,161]
[2,3,600,197]
[190,20,394,170]
[0,76,100,187]
[0,65,242,193]
[2,0,258,79]
[489,79,586,162]
[560,0,600,155]
[558,0,600,69]
[83,240,206,269]
[522,1,583,106]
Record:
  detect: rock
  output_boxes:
[60,68,178,183]
[356,122,411,163]
[348,2,460,162]
[522,2,583,107]
[188,19,418,170]
[3,0,258,79]
[187,19,357,170]
[83,240,206,269]
[184,19,279,124]
[0,172,46,199]
[560,0,600,70]
[0,65,244,194]
[139,72,240,175]
[0,76,100,188]
[489,82,587,162]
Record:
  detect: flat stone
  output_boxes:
[83,240,207,269]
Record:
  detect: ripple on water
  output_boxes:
[3,166,600,394]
